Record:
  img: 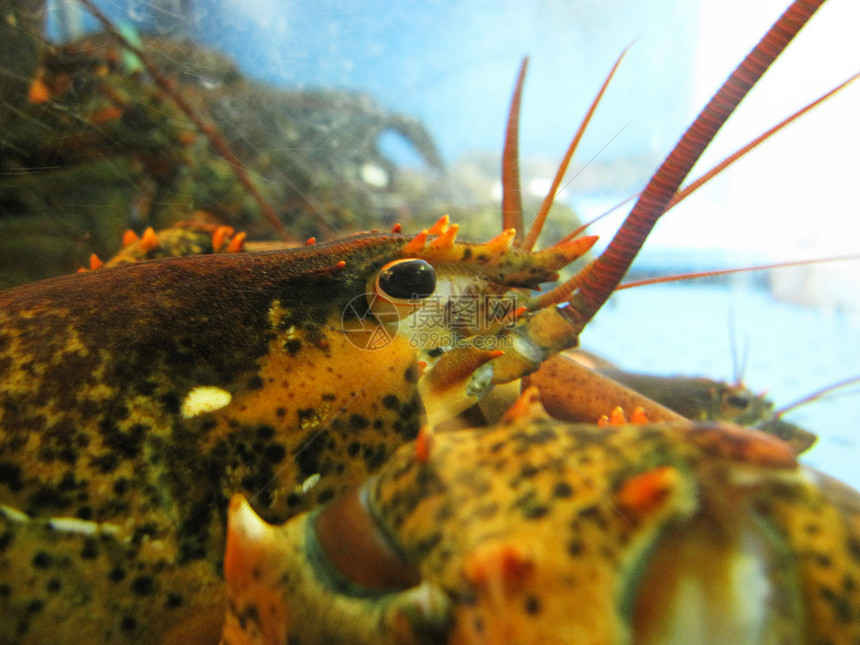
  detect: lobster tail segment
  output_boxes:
[561,0,828,334]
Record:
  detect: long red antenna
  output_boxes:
[616,254,860,290]
[669,69,860,211]
[562,0,827,333]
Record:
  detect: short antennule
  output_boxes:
[562,0,827,332]
[522,46,629,253]
[502,57,529,241]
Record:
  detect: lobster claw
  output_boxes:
[221,494,453,645]
[222,496,291,645]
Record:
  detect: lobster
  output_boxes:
[0,0,857,643]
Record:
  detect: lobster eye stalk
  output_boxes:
[563,0,827,335]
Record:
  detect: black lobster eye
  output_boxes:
[725,394,750,410]
[377,259,436,300]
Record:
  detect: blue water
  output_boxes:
[49,0,699,168]
[581,281,860,489]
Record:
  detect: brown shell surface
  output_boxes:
[365,417,860,644]
[0,236,427,643]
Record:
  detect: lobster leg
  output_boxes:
[523,355,686,424]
